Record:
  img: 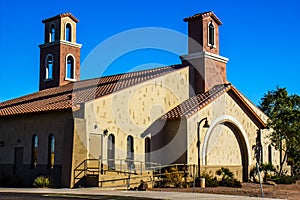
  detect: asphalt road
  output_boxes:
[0,193,162,200]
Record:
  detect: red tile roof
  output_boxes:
[183,11,222,25]
[162,84,266,128]
[0,65,183,117]
[42,12,79,23]
[162,84,231,120]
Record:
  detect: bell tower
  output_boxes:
[181,11,229,95]
[39,13,82,91]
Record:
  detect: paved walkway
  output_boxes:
[0,187,283,200]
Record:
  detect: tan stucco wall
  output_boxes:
[0,111,74,186]
[237,90,281,167]
[184,92,281,180]
[82,67,189,166]
[186,92,279,166]
[205,124,242,165]
[151,119,188,165]
[60,17,77,42]
[69,118,88,188]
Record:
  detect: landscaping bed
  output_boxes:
[150,181,300,200]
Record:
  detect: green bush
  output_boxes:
[154,167,185,188]
[216,167,242,188]
[219,177,242,188]
[164,167,184,188]
[33,176,54,188]
[260,163,276,182]
[216,167,234,181]
[271,175,296,184]
[201,171,218,187]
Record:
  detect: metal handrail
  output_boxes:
[74,159,99,180]
[73,158,162,187]
[100,158,161,173]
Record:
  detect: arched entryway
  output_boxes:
[202,115,251,182]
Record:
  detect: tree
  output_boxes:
[259,87,300,176]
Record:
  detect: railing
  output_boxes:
[74,159,100,184]
[73,158,161,187]
[100,158,161,175]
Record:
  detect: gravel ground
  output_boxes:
[150,181,300,200]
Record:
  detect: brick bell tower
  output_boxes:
[181,11,229,95]
[39,13,82,91]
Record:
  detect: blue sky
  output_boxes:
[0,0,299,105]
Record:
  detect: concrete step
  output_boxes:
[99,175,153,188]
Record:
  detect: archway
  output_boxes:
[202,115,251,181]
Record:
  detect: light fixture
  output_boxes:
[196,117,210,184]
[203,119,210,128]
[103,129,108,136]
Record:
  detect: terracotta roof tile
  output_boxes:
[183,11,222,25]
[0,65,183,117]
[42,12,79,23]
[162,84,231,120]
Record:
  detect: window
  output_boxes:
[107,134,115,170]
[268,145,272,164]
[66,55,75,80]
[126,135,134,169]
[50,24,55,42]
[66,23,72,42]
[45,54,53,80]
[31,135,38,168]
[48,134,55,169]
[145,137,151,169]
[208,21,215,47]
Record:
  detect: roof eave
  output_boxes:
[42,12,79,23]
[229,87,267,128]
[183,11,223,25]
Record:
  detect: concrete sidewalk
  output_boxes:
[0,187,283,200]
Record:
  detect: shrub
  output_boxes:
[216,167,234,181]
[164,167,184,188]
[153,179,167,188]
[154,167,185,188]
[271,175,296,184]
[201,171,218,187]
[260,163,276,182]
[219,177,242,188]
[216,167,242,188]
[33,176,54,188]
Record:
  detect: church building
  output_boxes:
[0,12,282,188]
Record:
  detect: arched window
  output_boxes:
[107,134,115,170]
[66,55,75,80]
[66,23,72,42]
[145,137,151,169]
[126,135,134,169]
[49,24,55,42]
[208,21,215,47]
[31,135,38,168]
[48,134,55,169]
[268,145,272,164]
[45,54,53,80]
